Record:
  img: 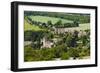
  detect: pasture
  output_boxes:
[64,23,90,31]
[29,15,73,24]
[24,20,44,31]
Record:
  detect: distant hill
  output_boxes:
[24,11,90,24]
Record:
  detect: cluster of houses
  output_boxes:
[40,27,87,48]
[24,21,88,49]
[25,26,87,48]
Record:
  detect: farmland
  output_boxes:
[24,20,44,31]
[24,11,90,62]
[64,23,90,31]
[24,18,90,31]
[29,15,73,24]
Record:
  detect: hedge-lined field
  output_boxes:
[24,11,90,62]
[24,20,44,31]
[24,18,90,31]
[29,15,73,24]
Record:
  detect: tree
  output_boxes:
[24,46,34,61]
[42,23,48,28]
[81,35,88,46]
[55,20,62,28]
[63,31,78,47]
[52,44,68,58]
[73,19,79,27]
[67,48,79,59]
[47,20,53,27]
[40,49,55,60]
[63,33,73,47]
[31,31,45,49]
[71,30,79,47]
[24,31,33,41]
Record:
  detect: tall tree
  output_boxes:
[55,20,62,28]
[47,20,53,27]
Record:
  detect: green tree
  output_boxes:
[73,19,79,27]
[24,46,34,61]
[55,20,62,28]
[63,33,76,47]
[24,31,33,41]
[47,20,53,27]
[31,31,45,49]
[52,44,67,58]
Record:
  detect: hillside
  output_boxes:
[24,20,45,31]
[29,15,73,24]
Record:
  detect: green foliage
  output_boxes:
[24,11,90,23]
[67,48,79,59]
[24,29,90,61]
[29,16,73,25]
[24,46,35,61]
[24,11,90,62]
[79,48,90,59]
[24,44,90,61]
[52,44,68,58]
[63,33,77,47]
[73,19,79,27]
[47,20,53,27]
[40,49,55,60]
[61,52,70,60]
[24,17,45,31]
[24,47,55,61]
[24,30,33,41]
[24,30,45,41]
[55,20,62,27]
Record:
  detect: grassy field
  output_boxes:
[24,19,90,31]
[29,15,73,24]
[79,23,90,30]
[24,20,44,31]
[64,23,90,31]
[25,14,90,31]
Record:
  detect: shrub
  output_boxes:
[61,52,70,60]
[39,48,55,61]
[79,48,90,59]
[67,48,79,59]
[52,45,68,58]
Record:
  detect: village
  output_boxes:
[24,11,90,61]
[25,24,88,49]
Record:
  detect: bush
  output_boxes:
[24,46,38,61]
[40,49,55,60]
[52,45,68,58]
[79,48,90,59]
[61,52,70,60]
[79,51,86,59]
[67,48,79,59]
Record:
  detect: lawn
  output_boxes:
[79,23,90,30]
[24,20,44,31]
[29,15,73,24]
[25,15,90,31]
[64,23,90,31]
